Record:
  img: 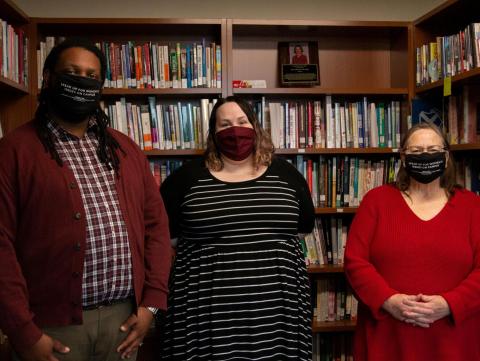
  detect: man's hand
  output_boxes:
[402,294,450,325]
[18,333,70,361]
[117,306,153,359]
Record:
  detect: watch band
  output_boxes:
[147,306,159,315]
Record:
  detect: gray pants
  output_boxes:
[15,300,138,361]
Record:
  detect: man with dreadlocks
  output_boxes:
[0,38,171,361]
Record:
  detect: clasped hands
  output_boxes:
[382,293,451,328]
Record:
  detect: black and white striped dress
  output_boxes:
[160,157,315,361]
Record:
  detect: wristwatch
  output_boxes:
[147,306,159,315]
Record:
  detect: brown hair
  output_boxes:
[204,96,274,171]
[395,122,459,197]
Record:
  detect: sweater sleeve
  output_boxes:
[140,154,172,311]
[160,159,203,240]
[0,138,43,350]
[272,157,315,233]
[441,194,480,325]
[344,188,397,320]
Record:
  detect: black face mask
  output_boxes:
[48,73,102,123]
[405,152,446,184]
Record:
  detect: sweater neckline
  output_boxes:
[395,187,452,223]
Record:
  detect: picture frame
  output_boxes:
[278,41,320,87]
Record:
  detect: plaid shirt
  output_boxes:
[48,120,133,307]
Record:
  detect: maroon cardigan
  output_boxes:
[0,121,171,350]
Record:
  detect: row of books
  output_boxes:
[104,95,403,151]
[149,159,185,187]
[255,97,402,150]
[416,22,480,85]
[302,217,349,266]
[101,97,217,150]
[313,334,353,361]
[0,19,28,86]
[313,279,358,322]
[292,155,400,208]
[457,158,480,195]
[446,84,480,145]
[38,37,222,89]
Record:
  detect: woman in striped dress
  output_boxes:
[160,96,315,360]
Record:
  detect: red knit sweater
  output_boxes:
[345,184,480,361]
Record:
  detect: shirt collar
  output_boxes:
[47,117,98,141]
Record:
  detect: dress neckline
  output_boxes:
[206,164,270,185]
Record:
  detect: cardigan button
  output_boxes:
[74,212,81,220]
[72,271,80,278]
[74,242,81,251]
[69,182,76,189]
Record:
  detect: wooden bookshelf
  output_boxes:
[0,10,426,360]
[145,148,399,157]
[32,18,228,96]
[0,76,29,94]
[307,264,345,274]
[275,147,399,155]
[232,87,409,96]
[312,319,356,333]
[227,19,409,96]
[0,0,29,25]
[0,6,31,361]
[102,88,223,97]
[225,19,409,346]
[450,143,480,151]
[144,149,204,156]
[412,0,480,196]
[315,207,357,215]
[0,0,33,135]
[415,67,480,95]
[413,0,480,30]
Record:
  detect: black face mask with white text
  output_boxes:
[405,152,446,184]
[48,73,102,123]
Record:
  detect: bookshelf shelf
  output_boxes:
[307,264,345,274]
[315,207,357,215]
[412,0,480,196]
[0,0,29,25]
[102,88,223,97]
[145,148,399,156]
[450,143,480,151]
[414,67,480,95]
[233,87,409,96]
[229,19,409,96]
[312,319,356,333]
[144,149,204,156]
[0,77,29,94]
[275,147,399,155]
[413,0,480,29]
[33,17,224,26]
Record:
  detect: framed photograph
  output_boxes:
[278,41,319,87]
[290,42,310,64]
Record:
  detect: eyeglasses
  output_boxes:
[403,145,447,155]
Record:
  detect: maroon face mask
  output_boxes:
[215,126,256,161]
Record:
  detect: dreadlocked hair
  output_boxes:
[34,37,124,172]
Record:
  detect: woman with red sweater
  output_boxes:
[345,122,480,361]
